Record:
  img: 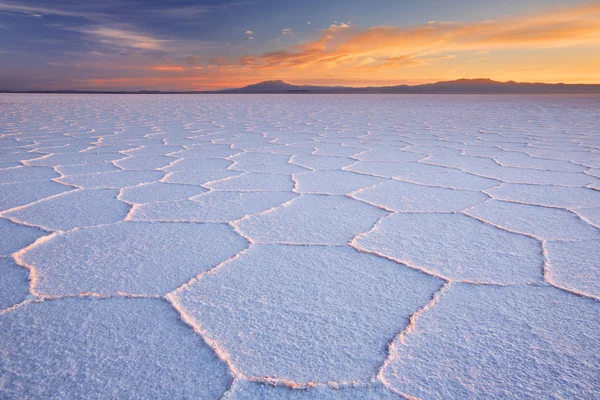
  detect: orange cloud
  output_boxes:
[145,65,185,71]
[235,2,600,75]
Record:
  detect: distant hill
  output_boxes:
[2,79,600,94]
[220,79,600,94]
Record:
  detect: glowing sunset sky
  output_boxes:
[0,0,599,90]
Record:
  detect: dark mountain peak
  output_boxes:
[434,78,503,85]
[263,80,287,85]
[237,80,295,91]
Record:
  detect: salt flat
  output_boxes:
[0,94,599,399]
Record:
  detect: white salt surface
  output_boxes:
[0,94,599,399]
[1,298,232,399]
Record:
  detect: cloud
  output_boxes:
[145,65,184,71]
[210,57,231,66]
[186,55,201,65]
[79,27,168,50]
[143,5,212,18]
[282,28,293,36]
[0,2,102,20]
[234,4,600,73]
[142,1,253,19]
[467,57,490,62]
[325,22,353,31]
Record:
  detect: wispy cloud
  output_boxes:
[143,4,212,18]
[145,65,184,71]
[142,1,253,19]
[78,27,169,50]
[0,2,99,20]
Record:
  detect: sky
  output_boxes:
[0,0,599,90]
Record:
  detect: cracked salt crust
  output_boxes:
[1,94,599,399]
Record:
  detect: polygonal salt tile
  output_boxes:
[405,145,467,156]
[353,180,487,212]
[231,162,308,174]
[130,191,297,222]
[33,141,91,154]
[494,154,587,172]
[55,162,121,176]
[294,171,386,195]
[116,139,166,146]
[120,182,207,203]
[395,170,500,191]
[17,222,247,296]
[545,240,600,298]
[0,181,72,212]
[0,218,47,256]
[124,145,184,156]
[235,195,388,244]
[0,151,45,166]
[524,148,598,163]
[163,158,233,172]
[58,170,164,189]
[0,166,60,183]
[169,147,241,159]
[313,145,364,157]
[164,170,242,186]
[380,284,600,399]
[466,200,599,240]
[230,152,293,166]
[0,161,23,169]
[25,152,125,166]
[576,159,600,169]
[354,150,425,162]
[206,173,295,192]
[4,189,129,231]
[115,155,174,170]
[587,168,600,179]
[1,298,232,399]
[291,154,355,170]
[33,144,90,155]
[82,145,137,154]
[353,213,543,283]
[423,154,509,170]
[259,145,314,156]
[170,245,442,383]
[223,381,399,399]
[488,184,600,208]
[574,207,600,228]
[346,161,449,178]
[0,258,30,310]
[465,165,594,187]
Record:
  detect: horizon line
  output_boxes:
[2,78,600,94]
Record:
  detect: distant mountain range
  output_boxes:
[3,79,600,94]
